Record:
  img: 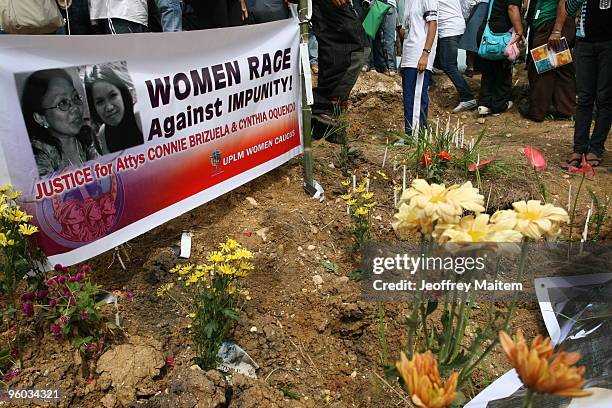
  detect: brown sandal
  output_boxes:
[585,152,603,167]
[561,153,582,170]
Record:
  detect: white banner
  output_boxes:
[0,19,302,266]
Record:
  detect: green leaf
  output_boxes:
[278,386,302,400]
[425,300,439,316]
[320,260,339,273]
[204,321,218,338]
[348,270,363,282]
[222,308,239,320]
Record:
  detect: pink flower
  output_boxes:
[36,289,49,299]
[54,264,64,271]
[523,145,547,171]
[50,324,61,334]
[59,315,69,326]
[10,348,18,357]
[80,312,89,320]
[469,159,494,172]
[22,302,34,317]
[166,356,175,366]
[69,299,75,306]
[49,299,56,307]
[85,343,97,354]
[75,272,85,282]
[81,265,92,274]
[45,277,57,286]
[3,370,19,382]
[20,291,34,302]
[569,155,596,176]
[57,276,66,285]
[125,291,134,301]
[68,276,77,283]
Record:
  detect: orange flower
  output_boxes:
[421,152,433,167]
[437,150,452,161]
[499,330,592,398]
[396,351,458,408]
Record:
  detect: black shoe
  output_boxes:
[312,113,346,144]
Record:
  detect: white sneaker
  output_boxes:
[506,101,514,111]
[453,99,478,113]
[478,106,491,116]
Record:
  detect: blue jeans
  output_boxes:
[156,0,183,32]
[309,33,318,65]
[438,35,474,102]
[371,7,397,72]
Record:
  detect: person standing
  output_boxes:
[90,0,149,33]
[438,0,478,112]
[521,0,575,122]
[459,0,489,76]
[558,0,612,167]
[310,0,366,142]
[246,0,291,23]
[188,0,248,29]
[399,0,438,136]
[371,0,399,75]
[477,0,523,115]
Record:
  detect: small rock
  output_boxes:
[312,275,323,286]
[245,197,259,207]
[563,174,570,179]
[310,225,319,234]
[328,163,336,168]
[335,276,350,286]
[307,245,316,251]
[297,246,303,251]
[100,394,116,408]
[255,227,269,242]
[250,326,258,333]
[504,133,512,137]
[460,114,467,119]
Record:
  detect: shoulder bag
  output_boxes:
[477,0,513,60]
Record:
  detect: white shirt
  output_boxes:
[89,0,148,27]
[400,0,439,70]
[438,0,466,38]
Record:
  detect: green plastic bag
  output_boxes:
[362,1,392,39]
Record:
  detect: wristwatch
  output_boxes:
[423,48,431,54]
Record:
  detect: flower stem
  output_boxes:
[522,389,534,408]
[568,173,585,244]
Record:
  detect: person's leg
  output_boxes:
[246,0,290,23]
[527,23,556,121]
[372,28,386,72]
[402,68,418,135]
[419,70,432,129]
[588,39,612,156]
[104,18,147,33]
[311,0,365,116]
[478,59,494,109]
[438,35,475,102]
[156,0,183,32]
[66,0,93,34]
[490,59,512,113]
[309,33,319,65]
[382,7,398,72]
[227,0,244,26]
[551,18,576,117]
[573,41,598,154]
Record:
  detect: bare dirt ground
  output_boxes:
[7,68,611,408]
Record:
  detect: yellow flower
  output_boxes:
[217,264,236,275]
[227,285,237,294]
[239,261,254,271]
[339,194,352,201]
[219,238,240,253]
[354,207,369,216]
[207,251,226,263]
[499,330,592,398]
[364,201,378,208]
[188,313,196,319]
[156,282,174,297]
[0,232,13,247]
[233,248,253,260]
[392,204,434,238]
[341,180,351,187]
[7,190,21,200]
[496,200,569,240]
[361,192,374,200]
[436,214,523,244]
[400,180,485,225]
[346,199,357,206]
[396,351,458,408]
[376,171,389,180]
[0,185,12,194]
[354,185,366,194]
[17,224,38,236]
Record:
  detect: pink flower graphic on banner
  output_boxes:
[49,175,120,243]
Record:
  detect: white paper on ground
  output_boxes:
[567,388,612,408]
[217,341,259,378]
[464,370,522,408]
[179,232,192,259]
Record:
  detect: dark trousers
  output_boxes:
[479,59,512,113]
[246,0,290,24]
[527,20,576,121]
[574,39,612,155]
[191,0,243,29]
[64,0,93,34]
[438,35,475,102]
[403,68,432,135]
[96,18,147,34]
[311,1,365,115]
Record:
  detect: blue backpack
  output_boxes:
[478,0,513,60]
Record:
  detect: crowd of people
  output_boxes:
[1,0,610,168]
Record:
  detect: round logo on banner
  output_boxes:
[36,174,124,248]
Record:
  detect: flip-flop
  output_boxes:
[560,153,582,170]
[586,153,603,167]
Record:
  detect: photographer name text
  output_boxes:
[372,279,523,292]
